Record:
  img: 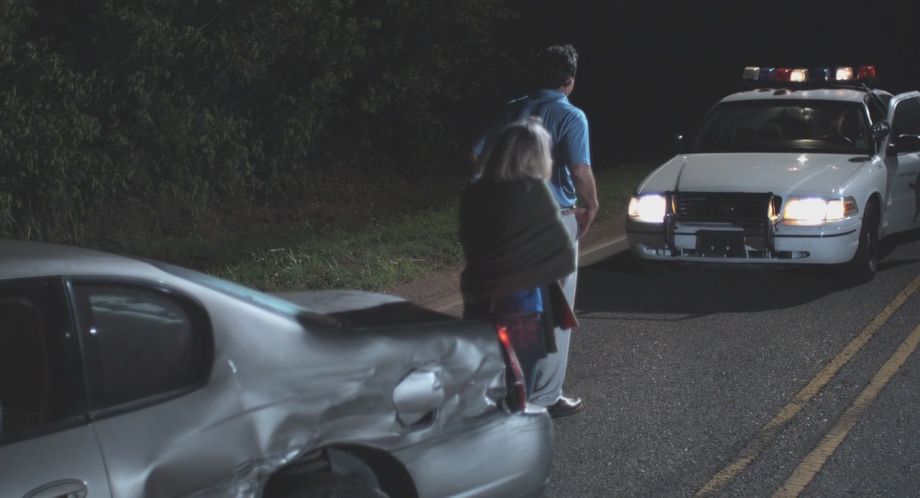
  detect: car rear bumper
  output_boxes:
[398,406,553,498]
[626,217,861,265]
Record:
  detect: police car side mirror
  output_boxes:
[872,120,890,140]
[871,120,891,156]
[890,134,920,155]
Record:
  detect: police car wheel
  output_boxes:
[842,199,879,283]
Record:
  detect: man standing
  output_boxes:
[472,44,598,418]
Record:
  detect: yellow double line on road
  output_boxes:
[774,319,920,497]
[696,273,920,497]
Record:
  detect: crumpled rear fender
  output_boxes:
[95,296,509,498]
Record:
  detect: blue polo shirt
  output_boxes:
[473,90,591,208]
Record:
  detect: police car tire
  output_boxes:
[843,199,879,283]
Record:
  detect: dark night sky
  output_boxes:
[508,1,920,162]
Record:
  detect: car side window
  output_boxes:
[0,279,85,444]
[891,97,920,137]
[866,98,886,125]
[71,282,211,411]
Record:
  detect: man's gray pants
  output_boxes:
[531,212,578,406]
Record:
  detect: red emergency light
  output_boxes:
[857,65,877,80]
[773,67,793,82]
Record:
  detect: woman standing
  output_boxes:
[460,118,576,397]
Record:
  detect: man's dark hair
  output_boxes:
[536,44,578,89]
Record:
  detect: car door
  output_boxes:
[68,279,215,497]
[0,278,112,498]
[883,92,920,233]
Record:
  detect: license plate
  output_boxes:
[697,230,745,257]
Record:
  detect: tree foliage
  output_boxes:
[0,0,519,242]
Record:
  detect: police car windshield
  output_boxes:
[689,100,872,155]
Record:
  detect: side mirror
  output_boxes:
[871,120,890,140]
[872,120,892,156]
[673,134,686,154]
[890,133,920,155]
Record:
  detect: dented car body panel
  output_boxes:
[0,241,552,498]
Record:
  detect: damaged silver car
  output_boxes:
[0,240,552,497]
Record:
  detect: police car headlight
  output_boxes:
[628,194,667,223]
[782,196,858,225]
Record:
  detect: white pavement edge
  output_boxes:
[427,235,630,314]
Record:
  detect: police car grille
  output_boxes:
[672,193,779,222]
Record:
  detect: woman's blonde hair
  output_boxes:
[478,117,553,182]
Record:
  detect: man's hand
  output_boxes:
[570,164,599,239]
[573,206,597,239]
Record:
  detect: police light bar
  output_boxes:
[835,66,854,81]
[773,67,793,82]
[742,65,878,85]
[742,66,760,80]
[813,67,832,81]
[857,65,877,79]
[790,68,809,82]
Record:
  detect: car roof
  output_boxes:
[720,87,891,104]
[0,239,169,281]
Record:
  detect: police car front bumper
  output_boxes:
[626,216,861,265]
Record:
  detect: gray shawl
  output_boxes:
[459,177,576,302]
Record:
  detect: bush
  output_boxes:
[1,0,521,245]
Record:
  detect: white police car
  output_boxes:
[627,66,920,281]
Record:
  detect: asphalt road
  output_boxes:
[547,230,920,497]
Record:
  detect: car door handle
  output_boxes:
[24,479,88,498]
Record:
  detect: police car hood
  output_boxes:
[640,153,868,195]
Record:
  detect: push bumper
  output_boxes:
[626,216,862,265]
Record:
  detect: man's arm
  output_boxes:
[571,163,598,239]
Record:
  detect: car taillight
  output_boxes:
[496,326,527,412]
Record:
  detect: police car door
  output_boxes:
[884,92,920,233]
[0,278,112,498]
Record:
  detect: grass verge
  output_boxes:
[218,208,464,291]
[130,160,657,292]
[594,160,657,224]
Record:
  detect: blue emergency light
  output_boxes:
[812,67,832,82]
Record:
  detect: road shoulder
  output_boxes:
[386,213,629,313]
